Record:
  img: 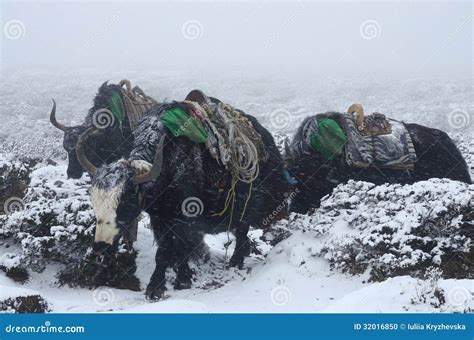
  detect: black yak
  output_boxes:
[285,104,472,214]
[50,80,156,179]
[77,94,290,299]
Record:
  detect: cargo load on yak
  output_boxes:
[305,103,417,170]
[161,90,266,183]
[309,117,347,160]
[160,106,208,143]
[110,79,158,129]
[160,90,267,221]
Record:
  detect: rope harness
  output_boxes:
[185,99,266,183]
[118,79,158,129]
[183,93,266,265]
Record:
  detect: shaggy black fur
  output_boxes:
[91,101,290,299]
[286,114,472,214]
[57,82,134,179]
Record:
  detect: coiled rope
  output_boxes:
[119,79,158,129]
[191,100,263,266]
[221,103,260,184]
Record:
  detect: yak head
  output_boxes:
[77,131,166,255]
[49,82,125,179]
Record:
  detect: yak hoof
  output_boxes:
[228,256,244,269]
[145,285,166,301]
[174,280,192,290]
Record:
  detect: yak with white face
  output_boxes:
[78,134,164,255]
[91,160,157,246]
[90,162,132,249]
[77,99,290,300]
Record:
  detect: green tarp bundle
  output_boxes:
[161,107,208,143]
[109,92,125,128]
[310,118,347,160]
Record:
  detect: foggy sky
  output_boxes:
[1,1,472,77]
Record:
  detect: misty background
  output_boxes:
[0,1,472,159]
[1,1,472,77]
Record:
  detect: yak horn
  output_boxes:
[133,135,166,184]
[119,79,132,93]
[76,127,99,176]
[50,99,69,131]
[347,103,364,116]
[347,103,365,131]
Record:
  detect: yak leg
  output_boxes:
[172,221,195,290]
[229,221,251,269]
[174,261,193,290]
[123,218,138,248]
[145,230,173,300]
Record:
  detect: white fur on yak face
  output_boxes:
[90,159,152,245]
[90,183,124,245]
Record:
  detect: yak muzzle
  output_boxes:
[67,167,84,179]
[92,241,114,256]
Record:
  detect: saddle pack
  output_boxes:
[308,104,417,170]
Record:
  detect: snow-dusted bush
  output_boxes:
[409,267,473,313]
[0,164,94,271]
[452,133,474,179]
[0,154,40,213]
[283,179,473,281]
[0,295,50,313]
[0,253,29,283]
[0,161,139,289]
[410,267,445,308]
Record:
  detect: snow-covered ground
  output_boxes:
[0,69,472,313]
[1,221,472,313]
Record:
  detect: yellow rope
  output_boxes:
[240,181,253,222]
[205,102,261,266]
[212,176,254,267]
[212,177,237,217]
[221,178,237,266]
